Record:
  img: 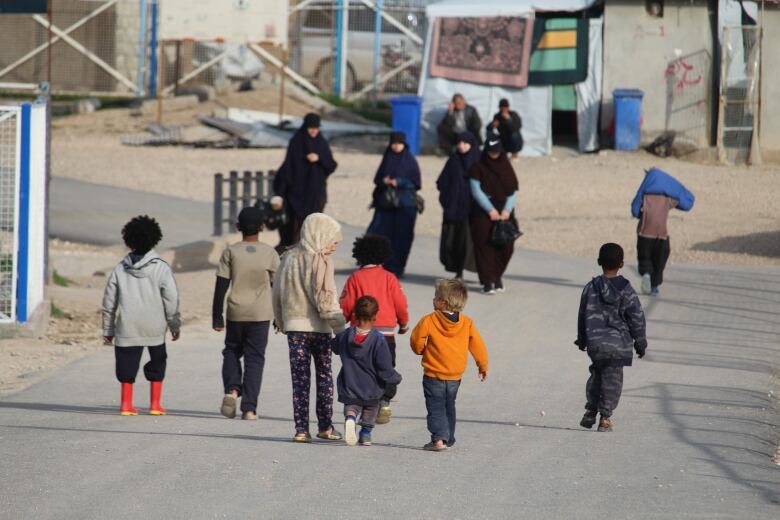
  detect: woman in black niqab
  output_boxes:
[366,132,421,277]
[436,132,480,278]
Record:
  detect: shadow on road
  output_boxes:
[625,382,780,505]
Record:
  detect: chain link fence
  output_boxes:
[288,0,428,99]
[0,0,152,96]
[718,25,762,165]
[0,107,19,322]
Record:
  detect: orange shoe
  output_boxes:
[119,383,139,416]
[149,381,166,416]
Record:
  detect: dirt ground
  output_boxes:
[52,94,780,267]
[3,89,779,396]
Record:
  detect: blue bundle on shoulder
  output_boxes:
[631,167,695,218]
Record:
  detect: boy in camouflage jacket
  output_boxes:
[575,243,647,432]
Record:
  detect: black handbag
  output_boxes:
[377,185,400,210]
[415,194,425,214]
[490,218,523,247]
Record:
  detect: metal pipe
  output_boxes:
[213,173,223,236]
[148,0,159,97]
[371,0,383,107]
[242,171,252,209]
[228,171,239,224]
[335,0,345,96]
[173,40,182,96]
[137,0,148,97]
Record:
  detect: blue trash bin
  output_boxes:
[389,95,422,155]
[613,89,644,151]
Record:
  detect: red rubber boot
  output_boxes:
[119,383,138,416]
[149,381,166,416]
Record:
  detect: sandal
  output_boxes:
[220,394,237,419]
[293,432,312,443]
[316,427,343,441]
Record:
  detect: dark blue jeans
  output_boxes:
[423,376,460,446]
[502,131,523,153]
[222,321,270,413]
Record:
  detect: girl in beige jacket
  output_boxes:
[273,213,346,442]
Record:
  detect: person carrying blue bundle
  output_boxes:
[631,167,695,296]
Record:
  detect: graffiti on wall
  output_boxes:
[664,57,703,91]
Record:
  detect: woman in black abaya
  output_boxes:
[436,132,480,279]
[367,132,421,278]
[273,113,337,253]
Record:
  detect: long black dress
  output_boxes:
[273,125,337,251]
[367,145,421,277]
[436,132,480,276]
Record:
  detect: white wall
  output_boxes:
[159,0,288,45]
[602,0,713,146]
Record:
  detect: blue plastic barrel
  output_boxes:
[389,95,422,155]
[613,89,644,151]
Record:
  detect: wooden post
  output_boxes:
[213,173,223,236]
[716,27,728,164]
[157,40,165,124]
[173,40,182,96]
[278,48,287,124]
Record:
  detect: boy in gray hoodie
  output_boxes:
[102,216,181,416]
[575,243,647,432]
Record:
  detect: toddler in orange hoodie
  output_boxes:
[410,278,488,451]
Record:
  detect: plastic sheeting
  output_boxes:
[575,17,603,153]
[420,76,552,156]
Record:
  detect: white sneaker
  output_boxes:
[344,416,357,446]
[640,273,652,295]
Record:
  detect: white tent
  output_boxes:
[419,0,601,155]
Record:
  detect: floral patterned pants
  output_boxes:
[287,332,334,434]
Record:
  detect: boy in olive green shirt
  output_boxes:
[213,207,280,420]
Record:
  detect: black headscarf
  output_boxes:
[436,132,480,221]
[468,149,519,209]
[273,121,337,217]
[372,139,421,189]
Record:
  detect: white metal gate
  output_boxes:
[0,107,20,323]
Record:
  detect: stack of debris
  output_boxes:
[122,109,390,149]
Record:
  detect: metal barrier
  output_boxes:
[213,170,275,236]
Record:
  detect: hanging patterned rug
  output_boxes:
[429,16,535,88]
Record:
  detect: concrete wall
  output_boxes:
[602,0,714,146]
[159,0,288,46]
[759,8,780,156]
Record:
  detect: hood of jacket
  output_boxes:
[428,310,465,337]
[591,275,631,306]
[121,250,161,279]
[343,328,380,360]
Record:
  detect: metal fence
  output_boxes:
[0,0,154,97]
[213,171,275,236]
[288,0,429,100]
[718,25,762,165]
[0,107,19,322]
